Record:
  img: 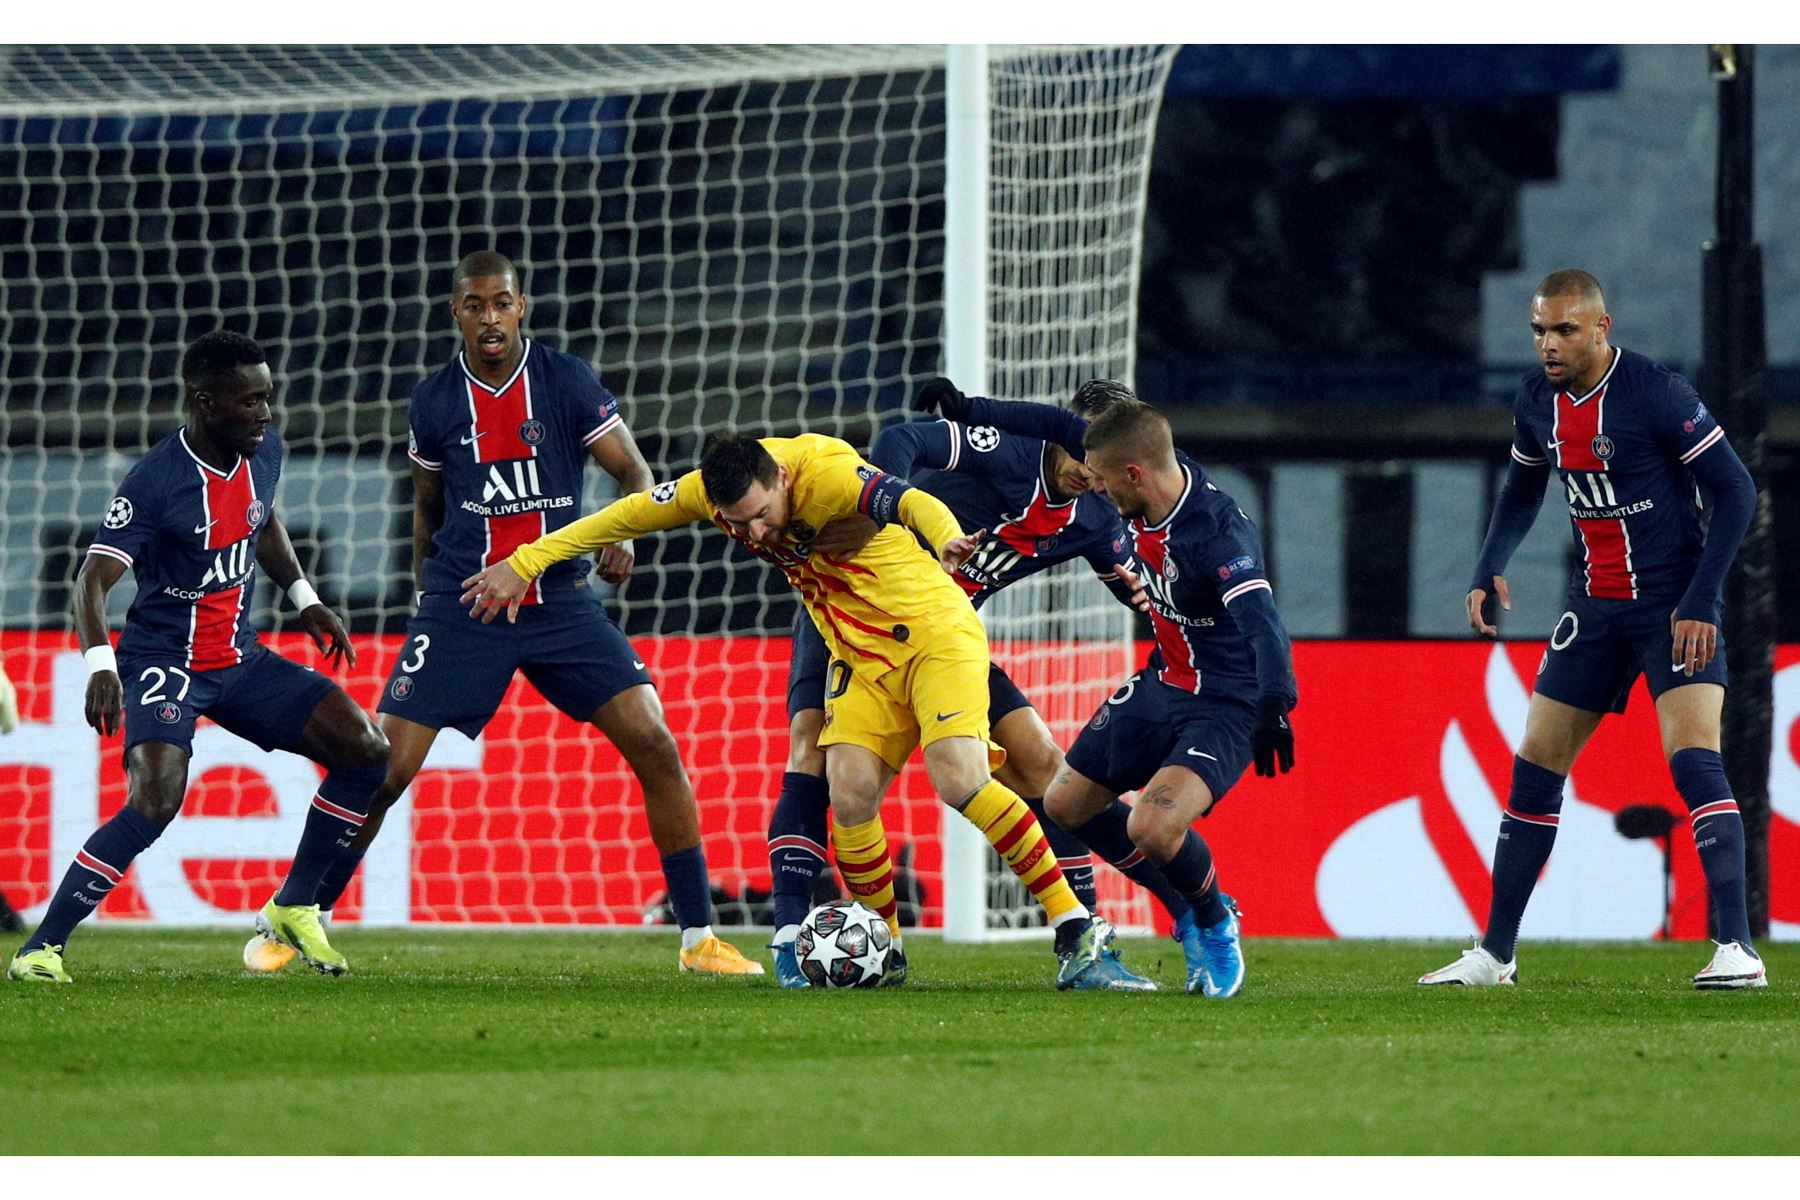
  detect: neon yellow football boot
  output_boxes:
[7,945,72,983]
[256,897,347,977]
[678,932,766,976]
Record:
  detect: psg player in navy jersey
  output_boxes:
[1421,269,1764,989]
[243,252,760,977]
[916,384,1298,998]
[8,332,389,983]
[764,382,1202,989]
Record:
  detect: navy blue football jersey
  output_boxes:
[88,426,283,670]
[870,419,1134,609]
[407,339,622,604]
[1509,347,1725,602]
[1128,452,1275,699]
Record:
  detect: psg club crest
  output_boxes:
[154,701,181,724]
[1591,435,1615,461]
[1163,556,1179,582]
[1089,705,1110,730]
[245,499,266,528]
[390,675,414,701]
[519,419,545,446]
[103,496,133,529]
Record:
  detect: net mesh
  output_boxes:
[0,44,1174,934]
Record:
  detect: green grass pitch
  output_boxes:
[3,931,1795,1155]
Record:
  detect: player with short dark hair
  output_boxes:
[917,384,1299,999]
[241,252,762,977]
[762,379,1205,988]
[1419,270,1763,989]
[464,427,1147,990]
[8,330,389,983]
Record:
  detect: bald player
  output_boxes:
[1421,269,1762,989]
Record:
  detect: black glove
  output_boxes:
[916,377,974,422]
[1252,694,1294,778]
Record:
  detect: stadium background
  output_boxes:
[2,44,1795,941]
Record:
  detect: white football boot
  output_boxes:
[1418,943,1517,986]
[1693,941,1767,990]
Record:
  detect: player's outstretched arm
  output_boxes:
[588,424,655,584]
[915,378,1089,461]
[256,512,355,670]
[71,552,127,736]
[463,473,710,623]
[1467,456,1550,637]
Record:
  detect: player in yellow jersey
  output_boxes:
[462,432,1151,990]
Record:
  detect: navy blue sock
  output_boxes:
[1025,796,1095,913]
[25,806,160,952]
[1671,748,1753,948]
[1158,830,1227,928]
[274,765,383,907]
[1481,756,1565,963]
[661,845,714,931]
[315,847,367,913]
[1072,800,1193,924]
[768,771,830,934]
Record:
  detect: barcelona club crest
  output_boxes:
[1591,435,1614,461]
[519,419,546,446]
[390,675,414,701]
[154,701,181,724]
[245,499,267,528]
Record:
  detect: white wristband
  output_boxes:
[288,580,322,611]
[84,644,118,675]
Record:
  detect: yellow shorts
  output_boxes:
[817,636,1004,774]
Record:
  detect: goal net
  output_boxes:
[0,44,1174,938]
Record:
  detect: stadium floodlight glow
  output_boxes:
[0,43,1174,940]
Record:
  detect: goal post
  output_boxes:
[0,43,1175,939]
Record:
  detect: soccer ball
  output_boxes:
[794,900,892,989]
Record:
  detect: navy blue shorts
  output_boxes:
[120,643,337,767]
[784,610,1032,725]
[1065,670,1255,804]
[1533,594,1728,715]
[379,587,652,738]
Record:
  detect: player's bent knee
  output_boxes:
[1126,804,1184,863]
[787,709,826,775]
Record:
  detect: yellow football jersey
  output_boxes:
[506,433,986,674]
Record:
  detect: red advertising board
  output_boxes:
[3,632,1796,939]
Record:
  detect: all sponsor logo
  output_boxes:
[519,419,546,446]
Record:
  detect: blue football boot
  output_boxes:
[1174,892,1238,988]
[768,940,809,989]
[1187,899,1245,999]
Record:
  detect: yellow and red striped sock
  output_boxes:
[962,780,1086,925]
[832,815,901,938]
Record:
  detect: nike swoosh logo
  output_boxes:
[461,431,486,445]
[936,711,963,722]
[1186,749,1218,761]
[1545,438,1565,449]
[193,521,217,534]
[632,660,646,670]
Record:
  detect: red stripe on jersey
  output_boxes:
[188,585,245,670]
[1552,386,1606,471]
[1133,526,1199,693]
[200,458,255,548]
[1575,517,1637,599]
[484,509,546,604]
[993,478,1077,556]
[464,347,537,465]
